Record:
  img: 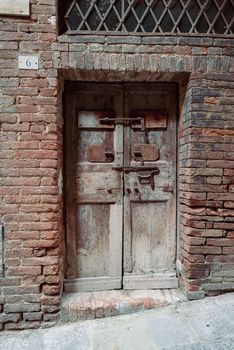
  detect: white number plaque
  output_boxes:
[18,55,39,70]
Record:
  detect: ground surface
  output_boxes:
[0,292,233,350]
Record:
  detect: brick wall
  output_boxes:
[0,1,63,330]
[0,0,234,330]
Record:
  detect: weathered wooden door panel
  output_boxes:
[64,83,177,292]
[123,84,177,289]
[64,84,123,292]
[77,204,111,278]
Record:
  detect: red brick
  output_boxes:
[22,257,59,266]
[7,266,41,276]
[187,270,209,278]
[227,231,234,238]
[2,123,30,132]
[217,209,234,216]
[43,265,59,275]
[184,244,222,255]
[42,285,60,295]
[207,160,234,168]
[4,195,41,204]
[17,105,39,113]
[22,239,58,248]
[20,168,57,177]
[207,238,234,246]
[182,235,206,246]
[45,275,60,284]
[181,248,205,263]
[41,295,60,306]
[2,141,39,150]
[213,222,234,229]
[223,247,234,254]
[30,124,46,133]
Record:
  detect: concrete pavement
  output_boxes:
[0,292,233,350]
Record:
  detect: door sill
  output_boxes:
[123,275,178,289]
[60,288,186,323]
[64,277,122,293]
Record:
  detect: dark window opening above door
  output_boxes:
[59,0,234,35]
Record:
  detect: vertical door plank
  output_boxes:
[65,83,124,291]
[123,84,178,289]
[123,88,133,272]
[65,90,78,279]
[109,204,122,278]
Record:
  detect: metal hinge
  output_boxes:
[0,224,5,277]
[0,224,4,239]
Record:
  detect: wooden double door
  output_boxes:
[64,83,177,292]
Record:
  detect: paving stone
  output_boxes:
[168,342,211,350]
[0,292,233,350]
[146,312,197,348]
[0,332,43,350]
[215,302,234,321]
[208,336,234,350]
[43,323,92,350]
[186,313,234,341]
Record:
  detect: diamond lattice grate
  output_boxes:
[65,0,234,35]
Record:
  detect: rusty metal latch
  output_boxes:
[100,117,150,144]
[132,144,159,163]
[112,166,159,174]
[87,144,114,163]
[100,117,144,127]
[138,171,159,190]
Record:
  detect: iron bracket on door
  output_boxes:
[100,117,144,127]
[100,117,150,144]
[138,171,159,190]
[112,166,159,174]
[113,167,160,192]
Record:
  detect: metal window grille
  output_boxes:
[64,0,234,35]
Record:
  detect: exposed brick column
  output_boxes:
[0,1,63,330]
[179,73,234,299]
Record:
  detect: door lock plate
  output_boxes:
[138,170,159,190]
[132,144,159,162]
[87,144,114,162]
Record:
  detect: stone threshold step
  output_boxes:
[60,289,187,323]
